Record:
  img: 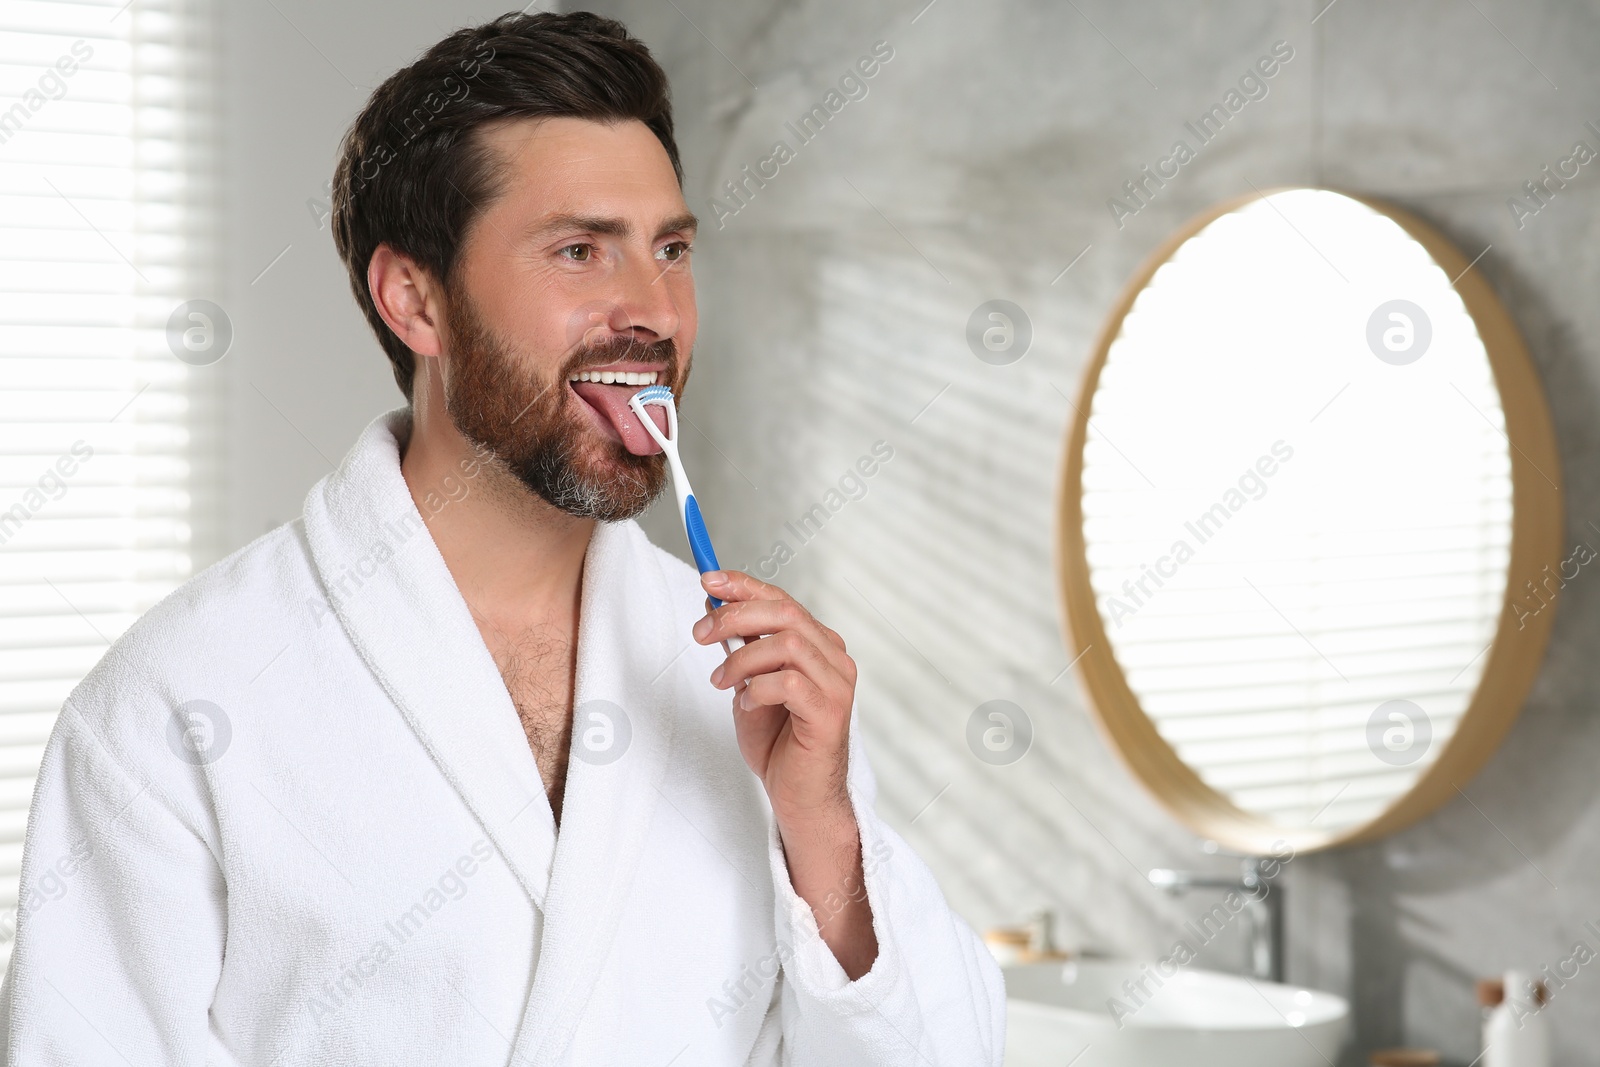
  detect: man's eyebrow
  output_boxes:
[526,212,699,241]
[659,212,699,237]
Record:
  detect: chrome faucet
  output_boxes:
[1148,855,1284,982]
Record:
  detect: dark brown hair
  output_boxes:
[331,11,682,401]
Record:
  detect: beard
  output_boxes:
[441,291,678,522]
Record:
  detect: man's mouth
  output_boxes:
[567,363,670,456]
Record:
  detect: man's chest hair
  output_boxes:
[480,620,575,786]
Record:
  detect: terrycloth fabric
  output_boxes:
[0,407,1005,1066]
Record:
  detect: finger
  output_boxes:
[700,569,789,605]
[718,637,855,734]
[699,602,855,685]
[696,574,845,652]
[693,576,854,683]
[738,669,832,725]
[698,596,814,643]
[698,598,843,657]
[711,627,844,694]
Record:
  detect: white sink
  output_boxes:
[1003,959,1348,1067]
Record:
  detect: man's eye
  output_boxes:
[656,241,692,262]
[559,244,593,262]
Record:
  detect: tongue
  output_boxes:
[571,382,669,455]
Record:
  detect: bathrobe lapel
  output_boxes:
[304,409,679,1064]
[510,515,678,1066]
[302,410,561,910]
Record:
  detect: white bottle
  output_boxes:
[1482,970,1549,1067]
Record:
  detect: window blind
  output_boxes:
[0,0,217,964]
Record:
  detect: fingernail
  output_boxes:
[703,570,727,587]
[693,615,712,641]
[710,664,725,687]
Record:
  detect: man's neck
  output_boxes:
[398,399,592,634]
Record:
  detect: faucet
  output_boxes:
[1147,854,1284,982]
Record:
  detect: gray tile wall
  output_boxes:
[586,1,1600,1062]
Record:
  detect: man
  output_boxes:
[0,11,1003,1064]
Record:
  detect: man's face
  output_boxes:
[441,116,697,521]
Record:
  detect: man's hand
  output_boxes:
[692,570,855,818]
[692,569,878,979]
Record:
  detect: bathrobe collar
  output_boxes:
[302,407,681,1060]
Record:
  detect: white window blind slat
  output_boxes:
[0,0,216,963]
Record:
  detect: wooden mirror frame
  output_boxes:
[1056,187,1565,853]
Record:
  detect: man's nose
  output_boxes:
[578,252,683,350]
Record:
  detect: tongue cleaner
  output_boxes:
[627,386,745,650]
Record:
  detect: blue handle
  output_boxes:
[683,495,726,607]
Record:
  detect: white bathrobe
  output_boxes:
[0,407,1005,1066]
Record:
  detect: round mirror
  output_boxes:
[1058,188,1563,853]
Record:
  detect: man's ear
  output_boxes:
[368,244,446,359]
